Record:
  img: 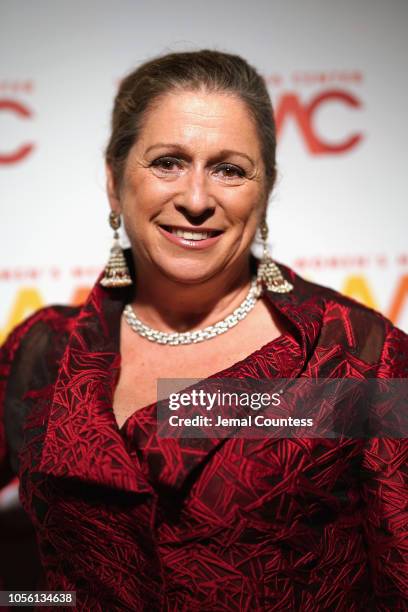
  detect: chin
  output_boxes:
[156,260,221,285]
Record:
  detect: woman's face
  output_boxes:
[106,89,268,285]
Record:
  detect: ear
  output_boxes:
[105,162,122,214]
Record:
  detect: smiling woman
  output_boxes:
[106,89,267,287]
[1,49,408,611]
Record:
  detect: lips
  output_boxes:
[157,224,224,250]
[160,225,223,240]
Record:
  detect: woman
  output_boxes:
[1,49,407,611]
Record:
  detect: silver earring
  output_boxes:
[100,212,133,287]
[256,219,293,293]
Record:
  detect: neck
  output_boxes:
[128,254,254,333]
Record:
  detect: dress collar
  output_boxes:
[38,251,325,494]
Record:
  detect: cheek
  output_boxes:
[136,174,173,199]
[223,187,265,225]
[123,174,166,217]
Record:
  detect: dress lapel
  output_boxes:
[39,262,154,495]
[262,262,324,368]
[39,252,325,495]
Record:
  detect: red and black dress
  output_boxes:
[1,253,407,611]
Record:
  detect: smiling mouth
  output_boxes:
[159,225,223,241]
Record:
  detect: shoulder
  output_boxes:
[279,261,408,374]
[0,304,82,479]
[281,261,390,318]
[0,302,82,401]
[1,303,81,364]
[279,260,397,329]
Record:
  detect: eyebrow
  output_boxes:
[144,143,255,166]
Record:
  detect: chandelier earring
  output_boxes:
[256,218,294,294]
[100,211,133,287]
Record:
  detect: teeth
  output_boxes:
[173,229,213,240]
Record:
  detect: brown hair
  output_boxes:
[105,48,277,195]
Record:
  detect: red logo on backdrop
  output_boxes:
[0,79,35,164]
[275,90,363,154]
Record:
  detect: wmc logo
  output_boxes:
[0,99,34,164]
[274,90,362,154]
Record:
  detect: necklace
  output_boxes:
[122,277,262,345]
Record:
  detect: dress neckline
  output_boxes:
[117,327,298,435]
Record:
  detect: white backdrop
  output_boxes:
[1,0,407,344]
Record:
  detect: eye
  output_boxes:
[150,156,183,175]
[214,163,246,181]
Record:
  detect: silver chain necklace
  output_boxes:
[122,277,262,345]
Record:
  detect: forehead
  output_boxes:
[135,90,262,155]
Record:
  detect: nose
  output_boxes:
[175,165,215,221]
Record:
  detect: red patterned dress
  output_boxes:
[1,255,408,611]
